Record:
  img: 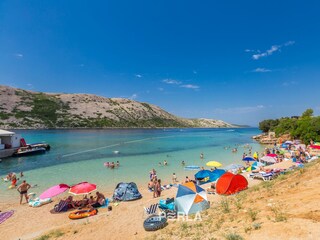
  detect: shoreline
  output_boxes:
[2,126,247,131]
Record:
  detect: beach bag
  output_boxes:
[159,198,175,211]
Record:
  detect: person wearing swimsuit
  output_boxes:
[17,180,31,204]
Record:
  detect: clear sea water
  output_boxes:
[0,128,263,199]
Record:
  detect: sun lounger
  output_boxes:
[144,203,158,215]
[249,172,275,181]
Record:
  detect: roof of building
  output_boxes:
[0,129,15,136]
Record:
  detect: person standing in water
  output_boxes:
[200,152,204,159]
[17,180,31,204]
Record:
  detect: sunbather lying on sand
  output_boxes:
[207,182,216,194]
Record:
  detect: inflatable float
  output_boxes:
[184,165,200,171]
[69,208,98,220]
[143,214,167,231]
[28,197,52,207]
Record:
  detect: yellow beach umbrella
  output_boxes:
[206,161,222,167]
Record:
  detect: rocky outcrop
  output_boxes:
[0,85,235,129]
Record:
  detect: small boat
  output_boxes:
[13,147,46,157]
[28,143,51,151]
[113,150,120,154]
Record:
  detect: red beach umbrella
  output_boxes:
[266,154,277,158]
[69,182,97,195]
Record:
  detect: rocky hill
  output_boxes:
[0,85,235,129]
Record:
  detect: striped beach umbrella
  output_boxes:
[175,182,209,215]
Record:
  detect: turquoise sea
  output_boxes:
[0,128,263,199]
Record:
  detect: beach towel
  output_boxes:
[50,200,69,214]
[0,210,14,224]
[99,198,109,208]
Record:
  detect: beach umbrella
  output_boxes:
[39,183,70,199]
[242,156,255,161]
[253,152,258,159]
[175,182,209,215]
[69,182,97,195]
[285,141,293,144]
[260,156,276,163]
[224,164,244,171]
[266,153,277,158]
[206,161,222,167]
[246,165,256,172]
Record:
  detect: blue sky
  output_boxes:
[1,0,320,126]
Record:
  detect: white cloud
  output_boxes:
[250,41,295,60]
[282,81,297,87]
[252,68,272,73]
[213,105,265,114]
[158,87,164,91]
[79,64,85,67]
[130,93,138,99]
[180,84,200,89]
[162,79,181,85]
[284,41,295,46]
[14,53,23,59]
[135,74,142,78]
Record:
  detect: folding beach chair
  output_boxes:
[144,203,159,215]
[249,172,274,181]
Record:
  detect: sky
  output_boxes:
[1,0,320,126]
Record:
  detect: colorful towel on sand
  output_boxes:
[0,210,14,224]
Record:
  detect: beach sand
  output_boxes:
[0,161,295,240]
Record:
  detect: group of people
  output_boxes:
[105,161,120,169]
[65,191,106,210]
[148,169,162,198]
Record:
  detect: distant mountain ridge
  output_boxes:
[0,85,236,129]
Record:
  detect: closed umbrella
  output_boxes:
[206,161,222,167]
[39,183,70,200]
[69,182,97,195]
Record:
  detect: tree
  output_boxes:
[301,108,313,118]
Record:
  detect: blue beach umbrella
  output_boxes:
[242,156,255,161]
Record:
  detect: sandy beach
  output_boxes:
[0,160,293,240]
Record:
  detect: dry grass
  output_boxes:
[147,159,320,240]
